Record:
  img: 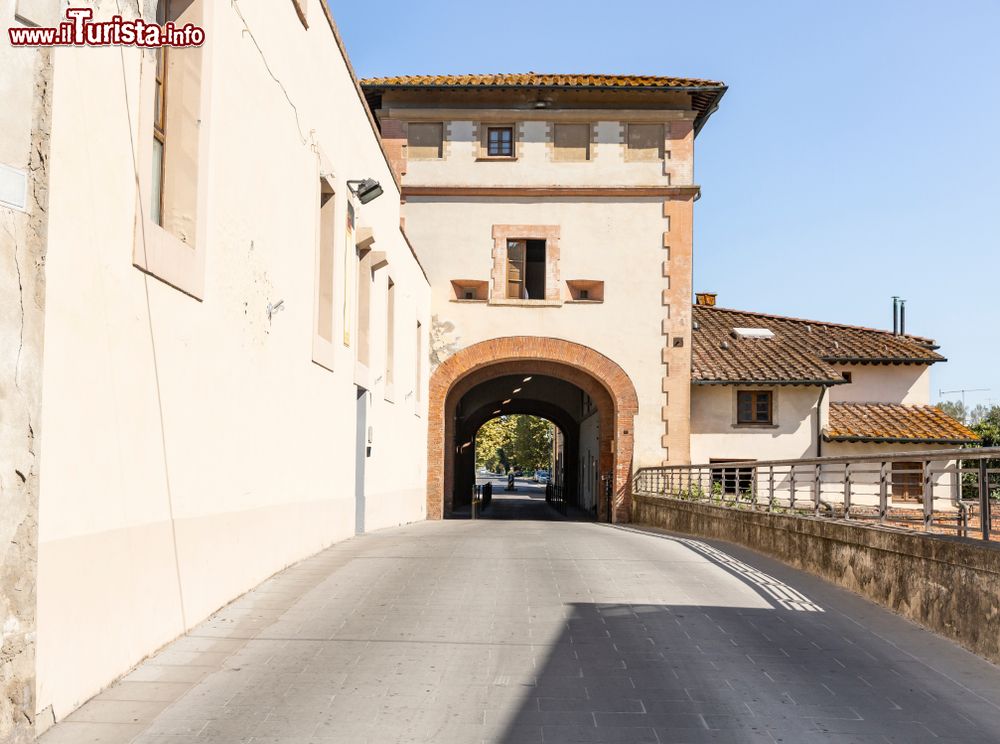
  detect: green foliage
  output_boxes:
[971,406,1000,447]
[475,415,554,473]
[959,406,1000,501]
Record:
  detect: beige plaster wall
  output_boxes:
[35,0,428,721]
[829,364,931,405]
[404,196,669,467]
[690,385,822,464]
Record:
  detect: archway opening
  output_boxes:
[429,339,638,522]
[466,412,572,520]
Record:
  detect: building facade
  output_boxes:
[689,299,977,505]
[0,5,978,738]
[362,74,727,521]
[2,0,431,733]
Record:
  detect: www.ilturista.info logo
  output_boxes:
[8,7,205,47]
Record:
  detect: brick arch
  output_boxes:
[428,337,639,521]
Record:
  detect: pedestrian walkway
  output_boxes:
[40,520,1000,743]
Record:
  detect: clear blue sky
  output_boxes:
[332,1,1000,409]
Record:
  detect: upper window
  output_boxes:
[150,0,202,242]
[737,390,772,425]
[385,278,396,390]
[841,371,853,383]
[506,239,546,299]
[151,5,167,225]
[625,123,665,161]
[553,123,590,161]
[407,122,444,160]
[316,181,336,343]
[487,126,514,157]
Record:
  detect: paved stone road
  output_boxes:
[41,520,1000,743]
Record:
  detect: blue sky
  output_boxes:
[332,1,1000,409]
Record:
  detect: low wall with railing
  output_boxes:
[631,448,1000,663]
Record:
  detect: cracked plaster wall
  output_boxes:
[0,5,53,740]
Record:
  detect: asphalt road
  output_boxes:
[41,519,1000,744]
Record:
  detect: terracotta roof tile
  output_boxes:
[692,306,944,385]
[360,73,725,89]
[360,73,727,133]
[825,402,979,444]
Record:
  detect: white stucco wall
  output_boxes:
[690,385,823,464]
[35,0,429,720]
[404,196,669,468]
[829,364,931,405]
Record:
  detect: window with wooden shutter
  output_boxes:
[506,240,525,299]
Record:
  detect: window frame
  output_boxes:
[487,126,514,157]
[384,276,396,400]
[311,168,338,371]
[891,461,924,503]
[132,0,211,300]
[710,459,756,496]
[736,390,774,426]
[490,225,561,304]
[478,123,518,160]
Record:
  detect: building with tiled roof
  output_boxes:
[825,402,978,445]
[689,297,976,469]
[358,67,973,520]
[362,68,729,516]
[361,73,727,133]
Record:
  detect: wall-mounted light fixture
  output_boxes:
[346,178,383,205]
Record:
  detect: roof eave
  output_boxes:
[822,435,981,445]
[820,356,945,365]
[693,378,843,386]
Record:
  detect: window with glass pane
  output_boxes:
[487,126,513,157]
[737,390,772,424]
[151,28,166,225]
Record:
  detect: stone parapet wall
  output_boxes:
[633,493,1000,664]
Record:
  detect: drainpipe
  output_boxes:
[816,386,827,457]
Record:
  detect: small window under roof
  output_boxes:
[732,327,775,339]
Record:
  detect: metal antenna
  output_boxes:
[939,387,991,407]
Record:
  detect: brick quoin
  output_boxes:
[427,337,639,522]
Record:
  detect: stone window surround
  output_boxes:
[489,224,561,304]
[311,153,338,371]
[474,121,522,161]
[545,121,599,162]
[406,121,452,161]
[131,1,213,300]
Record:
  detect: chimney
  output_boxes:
[899,299,906,335]
[695,292,717,307]
[892,296,899,335]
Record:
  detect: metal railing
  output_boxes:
[470,481,492,519]
[633,448,1000,540]
[545,483,567,515]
